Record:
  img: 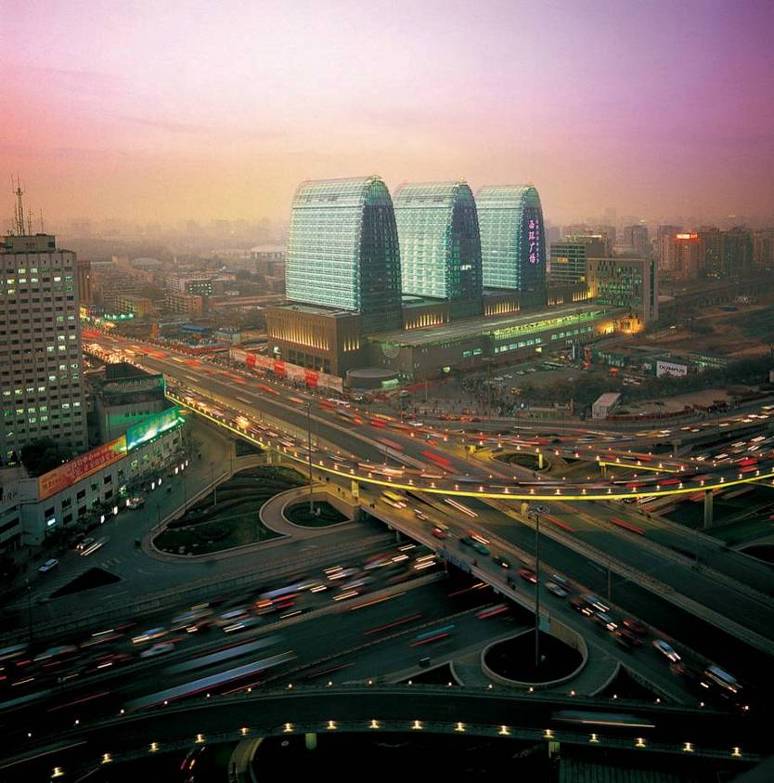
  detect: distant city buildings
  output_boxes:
[622,224,650,257]
[0,233,88,463]
[658,226,754,281]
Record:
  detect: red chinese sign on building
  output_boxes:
[38,436,128,501]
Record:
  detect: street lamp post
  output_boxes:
[307,400,314,514]
[527,503,549,670]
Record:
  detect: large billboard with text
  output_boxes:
[230,348,343,393]
[38,436,128,501]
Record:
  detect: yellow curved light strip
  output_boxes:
[169,392,773,502]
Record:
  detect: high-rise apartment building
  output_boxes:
[753,229,774,270]
[1,233,87,463]
[656,225,682,271]
[285,176,402,333]
[661,232,701,279]
[697,227,723,278]
[720,227,753,277]
[476,185,546,306]
[76,257,92,305]
[394,181,483,318]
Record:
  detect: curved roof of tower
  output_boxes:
[292,176,391,209]
[393,181,475,206]
[476,184,542,210]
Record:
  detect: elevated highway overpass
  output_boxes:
[0,685,760,782]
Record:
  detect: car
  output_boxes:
[76,536,95,551]
[545,581,568,598]
[140,642,175,659]
[216,608,251,627]
[222,616,262,634]
[570,596,594,617]
[622,617,647,636]
[517,568,537,584]
[616,628,643,648]
[38,558,59,573]
[652,639,681,662]
[592,612,619,632]
[131,627,168,645]
[126,496,145,510]
[431,525,449,540]
[492,554,512,569]
[470,538,490,556]
[583,594,610,613]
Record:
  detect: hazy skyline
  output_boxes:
[3,0,774,227]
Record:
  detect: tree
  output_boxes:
[20,439,75,477]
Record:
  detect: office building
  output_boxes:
[586,256,658,324]
[563,225,615,256]
[0,407,184,548]
[1,233,88,464]
[285,176,402,333]
[476,185,546,306]
[394,181,483,318]
[92,362,169,442]
[165,290,205,316]
[549,241,589,286]
[112,293,156,318]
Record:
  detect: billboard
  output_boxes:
[229,348,343,393]
[656,360,688,378]
[126,406,184,451]
[38,436,127,501]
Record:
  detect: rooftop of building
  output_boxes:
[1,234,60,253]
[270,302,360,319]
[370,301,614,347]
[104,362,161,381]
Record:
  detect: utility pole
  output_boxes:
[528,504,549,669]
[307,400,314,514]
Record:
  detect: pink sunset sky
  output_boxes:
[2,0,773,226]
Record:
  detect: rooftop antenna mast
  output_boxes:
[12,175,26,236]
[39,209,45,233]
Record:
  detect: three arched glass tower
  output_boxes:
[285,176,547,323]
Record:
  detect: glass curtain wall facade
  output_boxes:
[285,176,402,332]
[476,185,547,305]
[393,181,483,318]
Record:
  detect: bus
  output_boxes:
[165,637,279,675]
[410,624,455,647]
[443,497,478,518]
[421,449,453,473]
[125,651,295,711]
[702,665,742,697]
[382,490,407,509]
